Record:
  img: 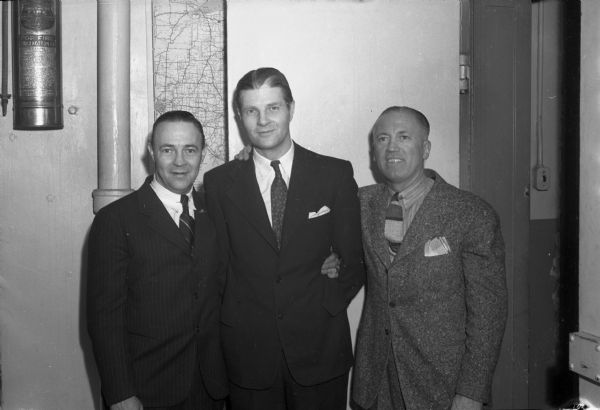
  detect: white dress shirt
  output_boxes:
[253,142,294,225]
[150,177,196,226]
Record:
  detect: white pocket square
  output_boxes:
[424,236,451,257]
[308,205,331,219]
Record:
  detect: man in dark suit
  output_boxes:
[87,111,228,410]
[349,106,508,410]
[203,67,365,410]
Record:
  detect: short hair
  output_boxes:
[150,110,205,148]
[233,67,294,116]
[377,106,430,136]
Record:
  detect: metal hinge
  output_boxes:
[459,53,470,94]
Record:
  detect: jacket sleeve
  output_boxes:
[455,205,508,402]
[203,172,229,296]
[322,161,366,316]
[86,209,136,405]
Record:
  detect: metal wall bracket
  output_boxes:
[459,53,471,94]
[569,331,600,383]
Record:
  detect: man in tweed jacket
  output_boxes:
[349,106,507,410]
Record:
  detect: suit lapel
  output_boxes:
[364,184,392,269]
[393,176,447,263]
[225,159,279,251]
[138,180,190,253]
[280,145,313,250]
[191,190,208,261]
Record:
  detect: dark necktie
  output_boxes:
[179,194,195,247]
[384,192,404,256]
[270,160,288,248]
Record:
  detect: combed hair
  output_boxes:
[233,67,294,116]
[150,110,205,148]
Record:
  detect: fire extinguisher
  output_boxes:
[12,0,63,130]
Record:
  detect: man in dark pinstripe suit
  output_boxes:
[87,111,228,410]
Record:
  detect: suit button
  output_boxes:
[277,313,283,320]
[194,292,199,299]
[389,301,396,308]
[276,275,282,284]
[195,325,200,333]
[384,328,390,335]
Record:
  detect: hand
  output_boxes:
[321,252,341,279]
[450,395,482,410]
[110,396,143,410]
[234,145,252,161]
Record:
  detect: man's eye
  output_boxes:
[269,105,280,111]
[185,148,197,154]
[245,108,257,116]
[161,148,173,154]
[376,135,388,143]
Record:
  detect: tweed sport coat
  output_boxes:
[204,143,365,389]
[352,170,507,410]
[87,177,228,406]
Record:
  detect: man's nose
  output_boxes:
[174,150,186,165]
[257,110,269,125]
[387,137,401,150]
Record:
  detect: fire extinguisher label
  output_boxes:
[19,34,56,48]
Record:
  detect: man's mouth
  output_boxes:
[257,128,276,135]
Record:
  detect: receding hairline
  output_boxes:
[374,106,430,138]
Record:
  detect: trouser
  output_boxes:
[228,351,348,410]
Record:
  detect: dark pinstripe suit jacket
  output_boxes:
[352,170,507,410]
[87,177,228,407]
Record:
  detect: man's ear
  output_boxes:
[289,101,295,121]
[423,140,431,160]
[201,146,207,163]
[147,143,155,160]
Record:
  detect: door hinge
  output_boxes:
[459,53,470,94]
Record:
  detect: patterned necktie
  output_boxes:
[384,192,404,257]
[270,160,288,248]
[179,194,195,247]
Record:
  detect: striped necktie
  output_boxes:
[270,160,288,248]
[384,192,404,257]
[179,194,195,247]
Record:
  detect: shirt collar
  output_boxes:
[252,141,295,184]
[150,176,196,212]
[387,174,433,208]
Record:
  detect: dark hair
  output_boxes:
[378,106,430,136]
[232,67,294,116]
[150,110,205,148]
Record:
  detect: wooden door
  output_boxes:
[461,0,532,408]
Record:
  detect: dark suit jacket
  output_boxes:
[87,177,228,407]
[203,144,365,389]
[352,170,507,410]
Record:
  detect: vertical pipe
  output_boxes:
[93,0,133,213]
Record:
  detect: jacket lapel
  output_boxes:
[364,184,392,269]
[279,145,314,250]
[224,159,279,251]
[138,179,190,253]
[191,190,208,261]
[392,174,447,263]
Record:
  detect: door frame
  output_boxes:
[459,0,531,407]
